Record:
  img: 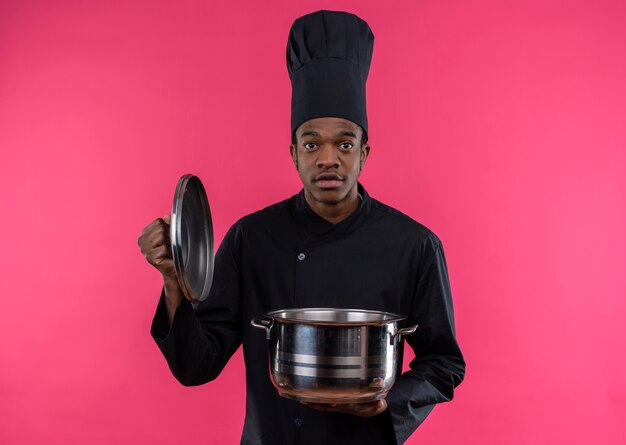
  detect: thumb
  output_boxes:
[163,214,171,225]
[378,399,388,412]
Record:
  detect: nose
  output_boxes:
[316,144,340,168]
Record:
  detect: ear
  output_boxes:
[359,144,371,170]
[290,144,299,170]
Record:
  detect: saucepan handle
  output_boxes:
[390,324,418,346]
[250,317,273,340]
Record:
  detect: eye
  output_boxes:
[339,142,353,151]
[303,142,317,150]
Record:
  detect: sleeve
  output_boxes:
[150,224,243,386]
[385,234,466,444]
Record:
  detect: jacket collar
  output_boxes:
[292,182,372,238]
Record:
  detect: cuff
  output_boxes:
[150,287,192,342]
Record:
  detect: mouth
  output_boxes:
[314,173,344,189]
[313,173,344,189]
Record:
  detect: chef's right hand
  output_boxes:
[138,215,176,279]
[138,215,185,322]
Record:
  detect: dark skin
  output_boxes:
[138,117,386,417]
[137,215,185,323]
[290,117,370,224]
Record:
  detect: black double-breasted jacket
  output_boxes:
[151,183,465,444]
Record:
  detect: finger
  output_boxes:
[143,229,168,249]
[141,223,172,250]
[150,244,172,260]
[139,235,164,256]
[378,399,387,412]
[146,256,175,274]
[156,257,174,268]
[138,218,170,248]
[146,245,172,265]
[301,400,386,417]
[140,218,167,236]
[300,402,334,412]
[351,400,386,417]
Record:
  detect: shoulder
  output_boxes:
[226,195,294,235]
[216,196,294,258]
[368,197,443,252]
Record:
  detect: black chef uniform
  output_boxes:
[151,10,465,445]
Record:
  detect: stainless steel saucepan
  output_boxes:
[251,308,417,404]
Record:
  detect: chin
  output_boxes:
[311,189,349,204]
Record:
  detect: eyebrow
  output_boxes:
[300,130,358,139]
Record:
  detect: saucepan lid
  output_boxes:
[170,174,214,302]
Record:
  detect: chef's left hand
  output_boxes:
[301,399,388,417]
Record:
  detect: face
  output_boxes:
[290,117,370,206]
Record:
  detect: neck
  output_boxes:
[304,188,361,224]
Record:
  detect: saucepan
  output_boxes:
[251,308,417,404]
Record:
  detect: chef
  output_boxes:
[138,10,465,444]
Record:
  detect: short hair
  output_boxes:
[291,128,368,147]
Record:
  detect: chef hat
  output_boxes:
[286,10,374,141]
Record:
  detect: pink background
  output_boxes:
[1,0,625,443]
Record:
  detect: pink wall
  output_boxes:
[1,0,625,443]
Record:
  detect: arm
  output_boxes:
[137,215,185,325]
[386,234,466,444]
[149,224,243,386]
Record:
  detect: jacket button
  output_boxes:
[297,253,306,261]
[294,418,302,427]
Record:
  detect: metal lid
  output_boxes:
[171,174,214,302]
